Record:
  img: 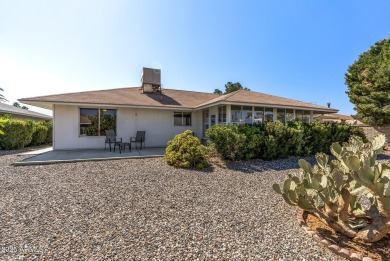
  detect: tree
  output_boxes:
[213,89,223,95]
[12,102,28,110]
[345,37,390,125]
[0,87,7,102]
[214,82,250,95]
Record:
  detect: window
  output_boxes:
[295,110,303,121]
[254,107,264,123]
[231,105,242,123]
[174,112,192,126]
[218,106,226,124]
[231,105,252,123]
[202,110,209,137]
[265,108,273,122]
[80,108,117,136]
[286,109,294,122]
[295,110,310,123]
[242,106,252,124]
[277,108,286,123]
[302,111,310,123]
[211,115,216,126]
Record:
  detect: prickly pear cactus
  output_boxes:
[273,134,390,242]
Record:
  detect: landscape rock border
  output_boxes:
[296,209,374,261]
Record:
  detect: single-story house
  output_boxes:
[19,68,337,150]
[0,102,52,121]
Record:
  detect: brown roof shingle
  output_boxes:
[19,87,337,113]
[317,113,354,121]
[197,89,337,112]
[19,87,219,109]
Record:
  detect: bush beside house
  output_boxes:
[30,122,49,146]
[204,125,247,161]
[0,118,7,135]
[206,121,366,161]
[0,116,52,150]
[0,118,35,149]
[165,130,209,169]
[42,120,53,144]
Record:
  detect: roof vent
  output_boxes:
[141,67,161,93]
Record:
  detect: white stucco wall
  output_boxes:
[117,107,202,148]
[53,105,202,150]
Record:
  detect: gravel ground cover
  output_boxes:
[0,151,344,260]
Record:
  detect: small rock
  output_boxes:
[350,252,362,261]
[328,244,341,253]
[338,248,350,259]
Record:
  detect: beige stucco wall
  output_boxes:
[53,105,202,150]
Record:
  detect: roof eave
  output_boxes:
[0,109,52,120]
[19,100,196,111]
[20,99,339,114]
[195,101,338,113]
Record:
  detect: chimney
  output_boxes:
[141,67,161,93]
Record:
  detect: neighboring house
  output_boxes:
[315,113,363,125]
[0,102,52,121]
[19,68,337,150]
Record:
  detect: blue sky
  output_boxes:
[0,0,389,116]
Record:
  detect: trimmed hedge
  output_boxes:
[0,118,7,135]
[206,121,367,161]
[205,125,247,160]
[43,121,53,144]
[0,117,53,150]
[165,130,209,169]
[30,123,49,146]
[0,119,35,149]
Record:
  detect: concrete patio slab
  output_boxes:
[14,147,166,166]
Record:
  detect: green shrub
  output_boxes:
[206,121,367,161]
[0,119,35,149]
[45,121,53,144]
[302,122,367,155]
[237,124,264,159]
[303,121,332,155]
[39,121,53,144]
[206,125,246,160]
[261,121,304,159]
[331,123,367,143]
[30,123,48,146]
[165,130,209,169]
[0,117,7,135]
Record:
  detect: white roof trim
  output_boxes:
[22,101,195,111]
[194,101,338,113]
[21,99,338,113]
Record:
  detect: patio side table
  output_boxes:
[119,142,131,153]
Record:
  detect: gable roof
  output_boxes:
[197,89,337,112]
[19,87,337,113]
[19,87,219,110]
[0,102,52,120]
